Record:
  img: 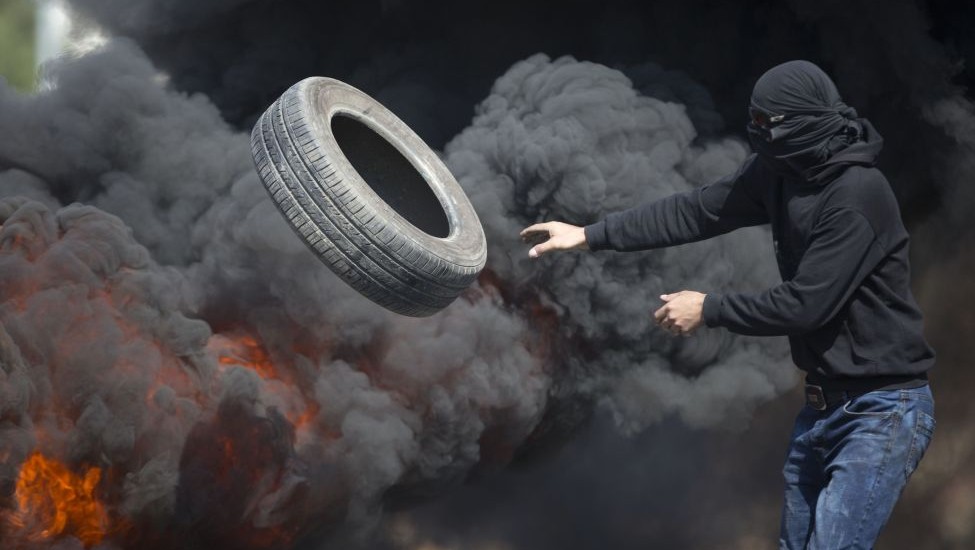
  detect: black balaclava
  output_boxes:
[747,60,865,182]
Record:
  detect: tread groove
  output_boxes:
[250,78,485,316]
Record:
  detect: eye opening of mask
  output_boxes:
[749,107,786,129]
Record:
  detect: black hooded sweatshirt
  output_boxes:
[584,61,934,389]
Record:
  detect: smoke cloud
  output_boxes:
[0,36,790,547]
[0,41,550,547]
[444,53,792,432]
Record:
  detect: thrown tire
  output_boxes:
[250,77,487,317]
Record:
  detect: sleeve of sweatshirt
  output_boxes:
[702,207,884,336]
[584,155,769,251]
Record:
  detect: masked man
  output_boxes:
[520,60,936,549]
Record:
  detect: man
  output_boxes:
[520,60,936,549]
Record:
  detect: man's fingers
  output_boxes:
[660,291,684,302]
[655,304,686,336]
[529,240,554,258]
[655,297,679,327]
[653,305,668,324]
[653,291,704,337]
[520,223,551,238]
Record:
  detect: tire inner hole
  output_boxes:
[331,114,450,238]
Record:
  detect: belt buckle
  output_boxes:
[805,384,828,411]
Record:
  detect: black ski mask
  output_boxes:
[747,60,864,182]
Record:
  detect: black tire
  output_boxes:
[250,77,486,317]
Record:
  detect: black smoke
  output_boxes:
[62,0,975,258]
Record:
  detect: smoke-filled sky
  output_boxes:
[1,1,974,549]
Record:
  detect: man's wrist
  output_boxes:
[702,293,722,327]
[576,225,590,250]
[584,221,609,251]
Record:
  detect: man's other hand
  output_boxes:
[520,222,589,258]
[654,291,706,336]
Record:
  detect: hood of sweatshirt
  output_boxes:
[746,60,883,185]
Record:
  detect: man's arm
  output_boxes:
[584,155,768,251]
[520,155,768,256]
[702,207,884,336]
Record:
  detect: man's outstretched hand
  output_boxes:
[654,291,706,336]
[520,221,589,258]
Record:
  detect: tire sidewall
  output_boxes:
[298,77,486,272]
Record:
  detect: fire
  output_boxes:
[208,331,321,432]
[10,453,109,547]
[214,333,278,380]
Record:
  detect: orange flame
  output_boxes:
[208,332,321,432]
[214,333,278,380]
[11,453,109,547]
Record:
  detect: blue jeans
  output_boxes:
[779,385,936,549]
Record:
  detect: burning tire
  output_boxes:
[250,77,486,317]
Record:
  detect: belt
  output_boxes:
[803,374,928,411]
[804,384,869,411]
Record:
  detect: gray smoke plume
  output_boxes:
[0,41,547,547]
[0,197,206,549]
[444,53,792,432]
[0,31,792,550]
